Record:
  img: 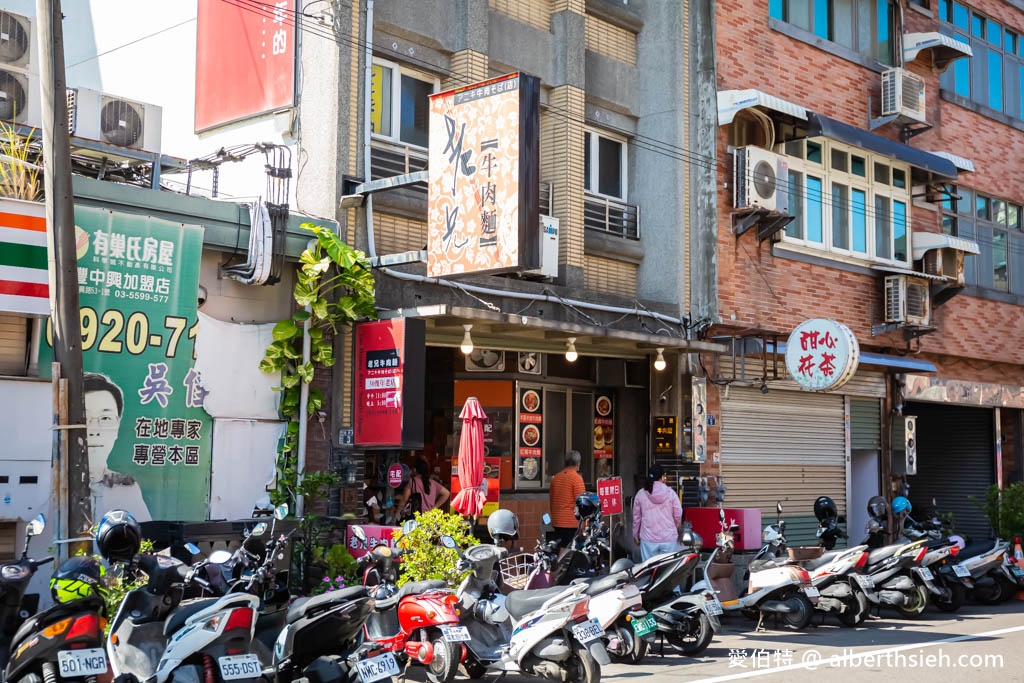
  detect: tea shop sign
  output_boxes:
[784,319,859,392]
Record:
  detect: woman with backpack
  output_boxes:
[396,458,450,519]
[632,463,683,561]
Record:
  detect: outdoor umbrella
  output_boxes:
[451,396,487,518]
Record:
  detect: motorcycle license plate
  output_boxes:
[919,567,934,581]
[218,654,262,680]
[1011,566,1024,580]
[631,614,657,636]
[704,598,724,616]
[441,625,471,642]
[57,649,107,677]
[804,586,820,599]
[572,618,604,644]
[856,574,875,589]
[357,653,401,683]
[953,564,971,578]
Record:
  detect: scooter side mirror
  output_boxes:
[184,543,201,557]
[542,513,551,526]
[440,536,457,549]
[251,523,268,537]
[776,502,783,516]
[208,550,232,564]
[274,504,288,521]
[402,519,418,536]
[351,525,368,543]
[26,514,45,537]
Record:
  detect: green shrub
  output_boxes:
[101,539,153,634]
[980,482,1024,540]
[394,509,476,588]
[308,543,360,595]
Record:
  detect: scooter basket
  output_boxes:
[788,546,824,562]
[499,552,536,590]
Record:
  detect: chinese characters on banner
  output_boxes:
[597,477,623,516]
[40,207,210,522]
[594,393,614,479]
[783,319,860,392]
[654,416,678,455]
[354,319,426,448]
[427,73,541,278]
[518,387,542,483]
[195,0,296,132]
[346,524,400,560]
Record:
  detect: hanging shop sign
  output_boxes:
[654,416,678,455]
[40,207,210,523]
[354,318,426,448]
[594,393,615,478]
[427,72,541,278]
[597,477,623,516]
[347,524,400,560]
[517,386,542,483]
[784,319,860,392]
[0,199,48,316]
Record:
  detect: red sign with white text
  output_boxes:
[597,477,623,516]
[346,525,400,560]
[354,319,425,448]
[195,0,296,132]
[387,464,405,489]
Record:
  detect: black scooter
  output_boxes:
[0,515,53,670]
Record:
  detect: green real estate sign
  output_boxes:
[41,206,211,523]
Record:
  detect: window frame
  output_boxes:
[370,57,439,149]
[941,184,1021,292]
[780,138,912,267]
[769,0,897,66]
[584,128,629,202]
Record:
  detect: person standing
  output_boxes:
[548,450,585,548]
[632,463,682,561]
[396,459,450,519]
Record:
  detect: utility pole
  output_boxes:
[37,0,90,550]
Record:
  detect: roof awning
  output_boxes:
[717,89,809,126]
[873,265,951,281]
[903,32,973,72]
[806,112,958,179]
[927,151,975,173]
[748,339,937,372]
[911,232,980,260]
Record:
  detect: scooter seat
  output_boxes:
[866,546,898,567]
[164,598,220,637]
[958,540,996,560]
[373,580,448,612]
[287,585,370,624]
[802,550,845,571]
[505,585,569,620]
[572,571,630,596]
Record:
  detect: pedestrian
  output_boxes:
[396,458,450,518]
[548,450,586,548]
[632,463,682,561]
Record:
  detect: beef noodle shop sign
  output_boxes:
[784,319,859,392]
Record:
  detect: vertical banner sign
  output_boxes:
[40,207,210,523]
[0,198,49,315]
[195,0,297,132]
[354,319,426,448]
[518,386,542,483]
[597,477,623,516]
[427,72,540,278]
[653,416,677,455]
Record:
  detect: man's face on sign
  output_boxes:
[85,389,121,477]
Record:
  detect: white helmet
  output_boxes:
[762,524,782,545]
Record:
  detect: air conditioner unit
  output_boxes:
[524,214,559,279]
[881,67,926,123]
[733,145,789,213]
[884,274,931,326]
[0,10,39,127]
[922,247,965,286]
[67,87,163,154]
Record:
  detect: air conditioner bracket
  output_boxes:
[871,321,937,340]
[732,208,795,242]
[931,282,964,308]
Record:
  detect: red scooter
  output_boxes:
[352,524,465,683]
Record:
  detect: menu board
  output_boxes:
[594,393,614,478]
[518,386,542,483]
[654,416,678,455]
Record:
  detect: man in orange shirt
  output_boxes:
[548,450,585,548]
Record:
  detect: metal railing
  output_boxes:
[370,139,429,194]
[584,191,640,239]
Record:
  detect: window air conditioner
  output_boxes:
[884,274,931,326]
[0,10,40,128]
[881,68,926,123]
[67,87,163,155]
[523,215,559,279]
[733,146,789,213]
[922,247,965,286]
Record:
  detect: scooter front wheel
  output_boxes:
[667,611,714,656]
[933,581,964,613]
[837,586,869,627]
[567,641,601,683]
[425,636,460,683]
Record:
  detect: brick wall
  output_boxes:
[490,0,552,31]
[583,254,638,298]
[585,15,637,65]
[541,86,587,270]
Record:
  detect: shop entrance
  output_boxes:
[541,389,601,484]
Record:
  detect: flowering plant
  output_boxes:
[311,573,348,596]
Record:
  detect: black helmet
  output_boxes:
[813,496,838,522]
[574,492,602,521]
[486,509,519,542]
[866,496,888,519]
[50,555,107,604]
[95,509,141,563]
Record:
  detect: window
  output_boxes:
[584,130,627,200]
[770,0,896,64]
[370,59,437,148]
[939,1,1024,120]
[781,138,910,265]
[941,185,1023,292]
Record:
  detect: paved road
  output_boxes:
[404,599,1024,682]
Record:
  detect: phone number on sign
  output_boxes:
[46,307,198,359]
[113,289,170,304]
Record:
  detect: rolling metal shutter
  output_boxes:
[850,398,881,450]
[721,387,846,546]
[0,314,29,376]
[906,402,994,541]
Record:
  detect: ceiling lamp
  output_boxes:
[565,337,578,362]
[460,324,474,355]
[653,347,667,372]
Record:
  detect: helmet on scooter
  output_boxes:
[762,525,783,545]
[813,496,838,522]
[574,492,602,521]
[95,509,142,563]
[891,496,912,515]
[948,535,966,552]
[486,509,520,542]
[50,556,107,604]
[679,526,703,551]
[866,496,888,519]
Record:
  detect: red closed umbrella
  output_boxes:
[451,396,487,518]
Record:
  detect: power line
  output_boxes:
[66,17,197,69]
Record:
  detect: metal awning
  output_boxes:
[873,265,950,281]
[912,232,980,260]
[807,112,958,179]
[377,304,727,358]
[772,341,937,372]
[717,89,809,126]
[927,151,975,173]
[903,32,973,73]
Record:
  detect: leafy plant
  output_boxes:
[394,509,476,588]
[308,543,360,595]
[0,120,40,201]
[101,539,154,634]
[978,482,1024,540]
[260,223,377,511]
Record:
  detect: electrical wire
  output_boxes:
[66,17,197,69]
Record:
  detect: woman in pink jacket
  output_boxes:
[632,463,683,561]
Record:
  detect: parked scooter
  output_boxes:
[526,495,609,589]
[692,505,818,630]
[856,496,935,617]
[0,514,53,670]
[452,510,607,682]
[4,517,110,683]
[952,536,1023,604]
[896,501,973,612]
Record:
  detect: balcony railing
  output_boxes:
[370,139,429,195]
[584,192,640,239]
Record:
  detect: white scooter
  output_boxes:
[570,558,652,663]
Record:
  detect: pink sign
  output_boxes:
[347,524,401,559]
[387,463,405,489]
[597,477,623,516]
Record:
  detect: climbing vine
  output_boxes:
[260,223,377,510]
